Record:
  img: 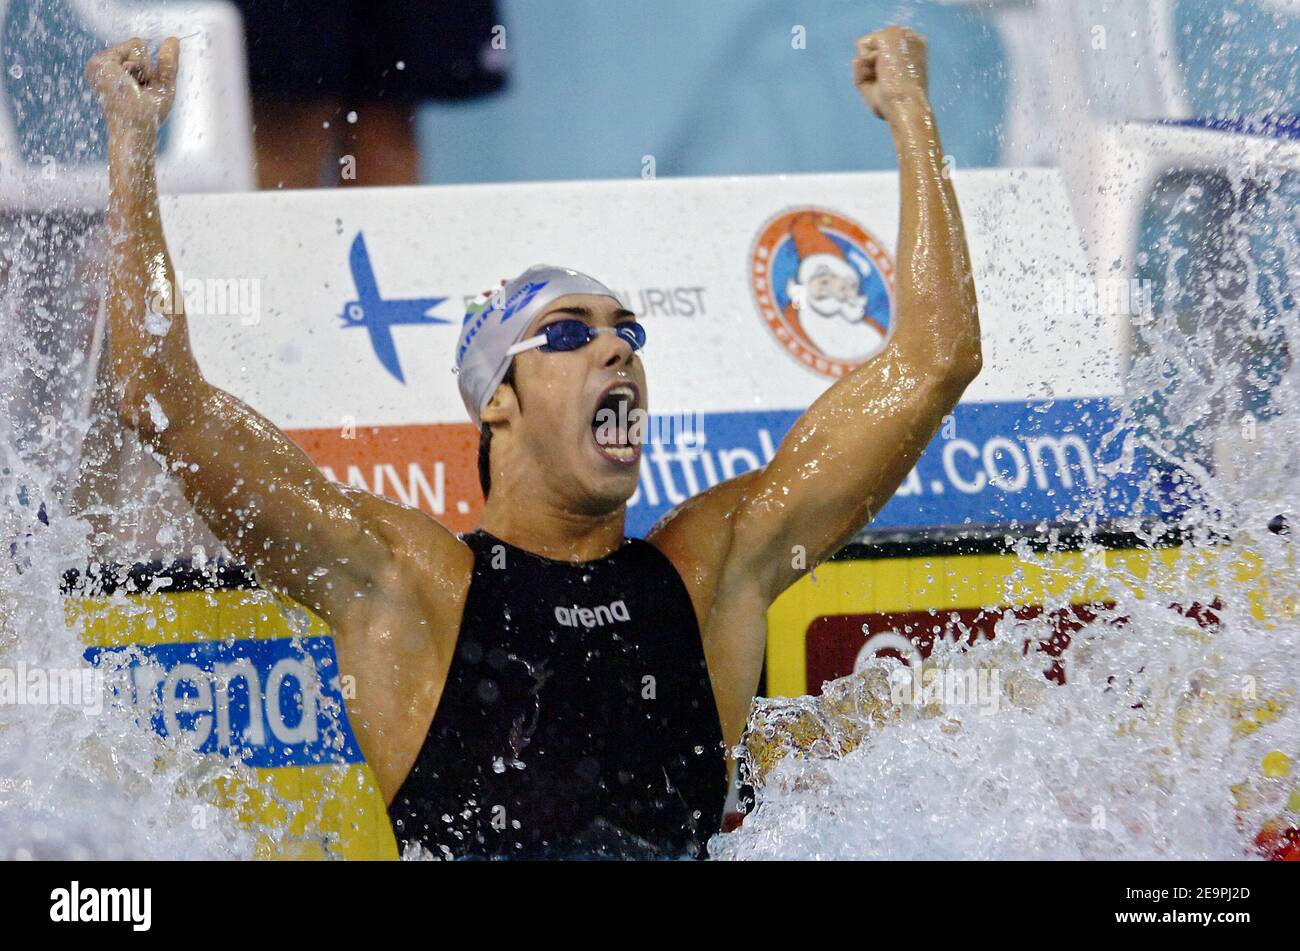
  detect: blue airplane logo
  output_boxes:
[340,232,451,383]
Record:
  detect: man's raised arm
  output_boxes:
[658,27,982,621]
[87,38,399,622]
[733,26,982,599]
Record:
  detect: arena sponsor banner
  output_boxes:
[764,544,1183,697]
[803,602,1111,691]
[69,588,397,860]
[157,168,1134,535]
[82,637,362,769]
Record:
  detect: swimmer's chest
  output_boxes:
[433,530,715,757]
[388,529,727,857]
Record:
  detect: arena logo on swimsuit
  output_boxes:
[554,599,631,629]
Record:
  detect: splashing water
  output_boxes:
[712,170,1300,861]
[0,210,264,858]
[0,8,266,856]
[2,5,1297,863]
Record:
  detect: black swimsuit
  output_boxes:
[387,529,728,859]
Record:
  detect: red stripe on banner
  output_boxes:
[286,422,483,532]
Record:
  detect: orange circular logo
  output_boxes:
[750,208,895,378]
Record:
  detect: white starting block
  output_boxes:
[0,0,253,209]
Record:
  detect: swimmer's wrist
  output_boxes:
[105,114,161,156]
[883,95,942,159]
[106,129,159,185]
[881,90,933,125]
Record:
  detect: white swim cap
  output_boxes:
[455,265,623,426]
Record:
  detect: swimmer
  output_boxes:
[85,25,981,859]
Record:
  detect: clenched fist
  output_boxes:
[86,37,179,136]
[853,26,929,121]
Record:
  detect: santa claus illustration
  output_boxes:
[783,212,888,361]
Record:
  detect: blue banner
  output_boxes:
[625,397,1158,537]
[85,636,362,768]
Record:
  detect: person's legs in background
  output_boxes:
[337,100,419,187]
[231,0,351,188]
[339,0,506,187]
[248,98,340,189]
[232,0,506,188]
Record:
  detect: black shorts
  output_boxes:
[231,0,507,103]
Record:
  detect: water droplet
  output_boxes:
[143,309,172,336]
[1031,382,1055,412]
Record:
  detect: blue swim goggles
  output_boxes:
[506,319,646,356]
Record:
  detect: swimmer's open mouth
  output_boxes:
[591,381,642,466]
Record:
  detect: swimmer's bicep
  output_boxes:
[730,359,962,595]
[649,440,827,601]
[158,383,398,614]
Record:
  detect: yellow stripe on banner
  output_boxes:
[232,765,397,861]
[762,543,1284,698]
[67,588,333,647]
[66,588,398,860]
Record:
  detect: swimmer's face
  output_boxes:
[487,294,647,514]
